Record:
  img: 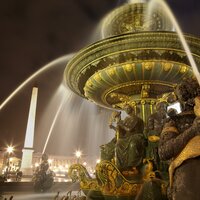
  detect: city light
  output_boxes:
[75,150,82,158]
[75,150,82,163]
[96,159,101,164]
[35,163,39,167]
[48,159,53,164]
[6,146,14,154]
[65,164,69,168]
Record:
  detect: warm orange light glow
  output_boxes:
[7,146,14,154]
[75,150,82,158]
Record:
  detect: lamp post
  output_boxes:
[7,146,14,154]
[5,146,14,177]
[75,150,82,164]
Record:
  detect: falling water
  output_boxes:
[42,84,72,154]
[147,0,200,84]
[25,57,112,158]
[0,54,74,110]
[37,88,112,158]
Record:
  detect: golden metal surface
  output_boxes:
[64,31,200,109]
[194,96,200,116]
[169,136,200,188]
[95,161,142,196]
[161,126,179,135]
[68,164,100,191]
[101,3,172,38]
[148,135,160,142]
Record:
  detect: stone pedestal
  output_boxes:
[21,148,34,176]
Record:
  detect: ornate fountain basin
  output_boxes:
[64,32,200,109]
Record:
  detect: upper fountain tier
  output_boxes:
[64,2,200,109]
[101,2,173,38]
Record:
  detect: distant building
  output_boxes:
[0,151,21,174]
[0,150,4,174]
[32,152,98,176]
[0,150,98,176]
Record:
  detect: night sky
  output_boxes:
[0,0,200,157]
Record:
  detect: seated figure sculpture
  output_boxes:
[158,78,200,200]
[115,105,146,173]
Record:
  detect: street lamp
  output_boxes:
[5,145,14,176]
[7,146,14,154]
[75,150,82,163]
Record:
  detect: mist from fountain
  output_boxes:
[36,83,113,158]
[40,81,112,158]
[42,84,72,154]
[147,0,200,84]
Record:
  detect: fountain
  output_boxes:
[1,0,200,199]
[65,0,200,200]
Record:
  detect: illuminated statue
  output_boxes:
[115,105,145,172]
[32,153,54,192]
[148,102,167,137]
[147,102,168,170]
[100,111,121,162]
[159,78,200,200]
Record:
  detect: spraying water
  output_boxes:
[37,91,112,157]
[0,54,74,110]
[42,84,72,154]
[147,0,200,84]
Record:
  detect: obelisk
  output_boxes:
[21,87,38,175]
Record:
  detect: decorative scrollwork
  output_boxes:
[68,164,99,191]
[95,161,142,196]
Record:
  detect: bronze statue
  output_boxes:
[115,105,145,172]
[32,153,54,192]
[159,78,200,200]
[100,111,121,162]
[147,102,168,171]
[147,102,167,137]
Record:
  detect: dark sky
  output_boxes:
[0,0,200,157]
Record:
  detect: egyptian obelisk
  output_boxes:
[21,87,38,175]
